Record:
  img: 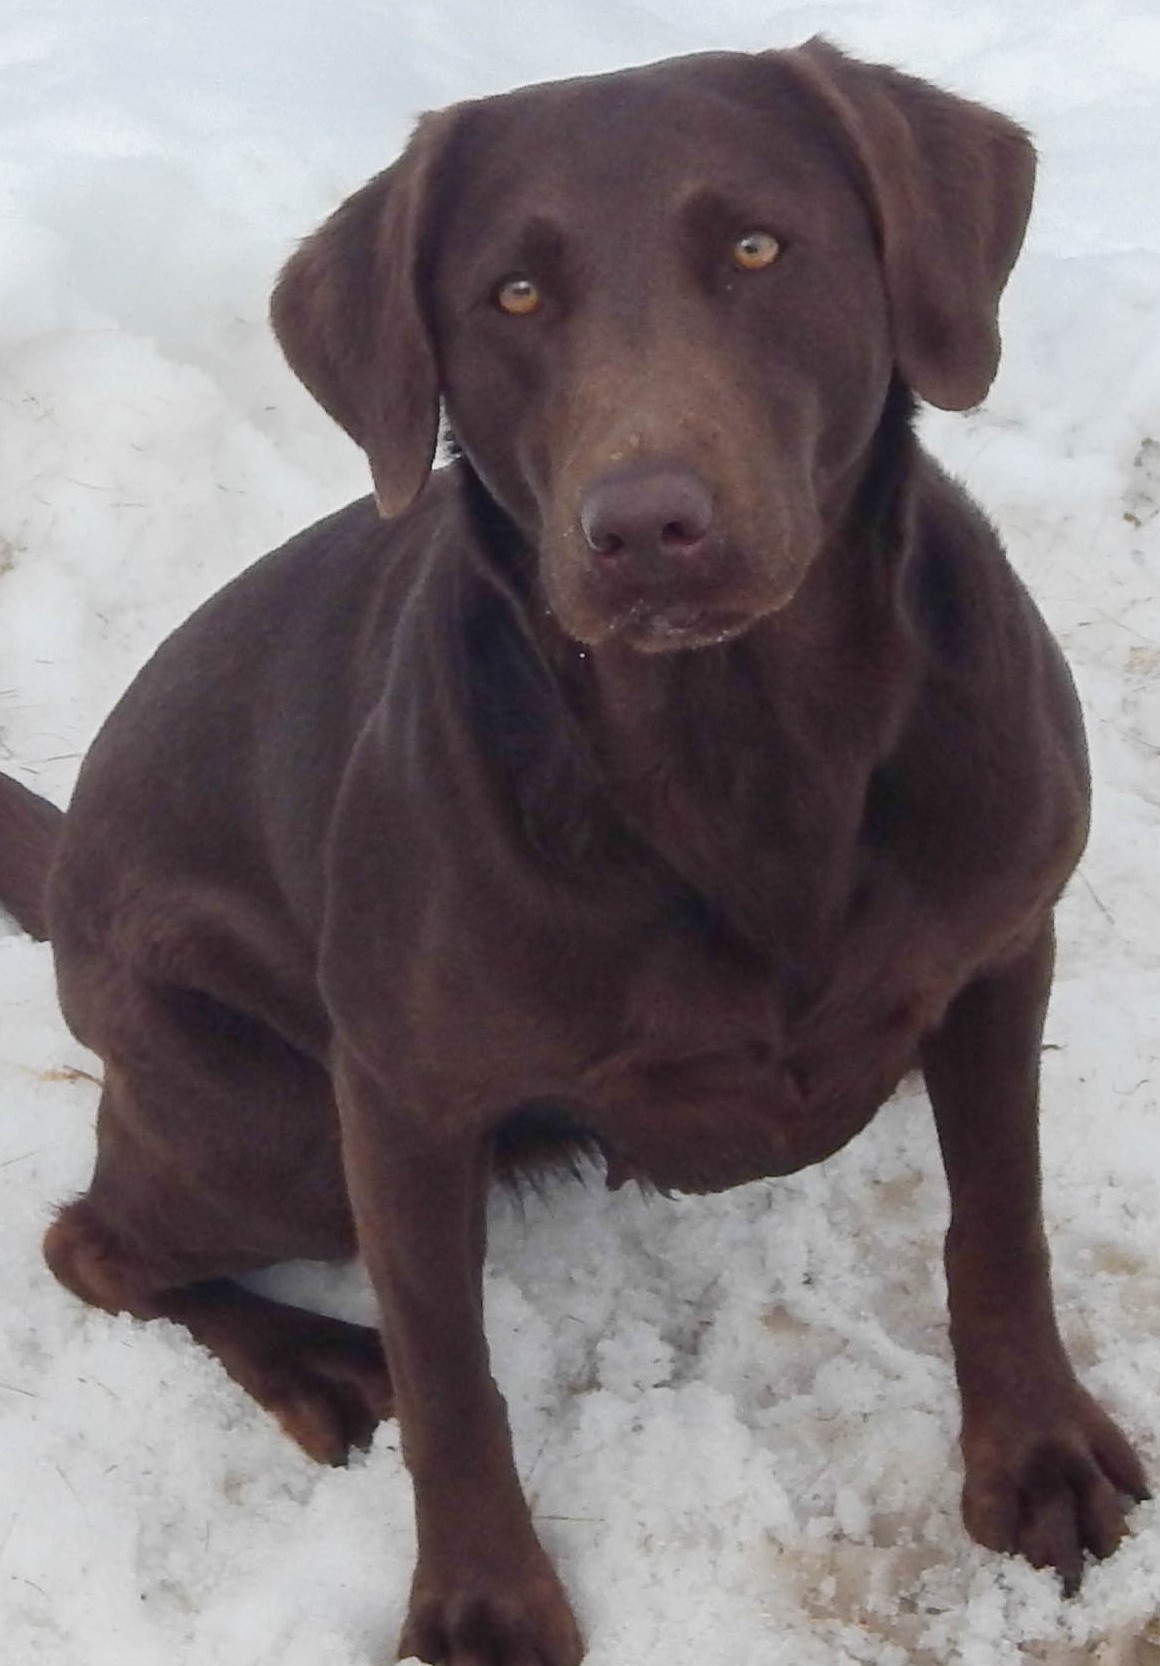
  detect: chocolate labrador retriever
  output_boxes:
[0,39,1147,1666]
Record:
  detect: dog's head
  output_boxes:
[271,42,1033,653]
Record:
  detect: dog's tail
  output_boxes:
[0,772,63,942]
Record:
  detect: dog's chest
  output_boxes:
[573,877,950,1195]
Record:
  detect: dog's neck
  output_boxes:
[452,383,926,976]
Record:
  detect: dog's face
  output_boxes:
[429,62,894,651]
[271,43,1034,652]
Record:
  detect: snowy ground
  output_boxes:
[2,1,1159,1662]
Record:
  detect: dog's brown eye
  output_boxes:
[496,277,541,316]
[732,231,781,271]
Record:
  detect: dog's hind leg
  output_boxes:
[45,1198,391,1464]
[43,992,393,1466]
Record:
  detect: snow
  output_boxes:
[2,0,1159,1661]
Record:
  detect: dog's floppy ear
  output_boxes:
[270,112,453,517]
[781,38,1035,410]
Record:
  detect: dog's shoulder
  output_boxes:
[880,449,1089,905]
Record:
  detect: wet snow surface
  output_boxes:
[2,1,1160,1661]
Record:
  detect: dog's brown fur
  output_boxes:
[0,41,1146,1666]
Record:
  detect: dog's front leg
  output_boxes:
[921,924,1147,1590]
[335,1049,584,1666]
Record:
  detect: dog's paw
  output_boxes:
[399,1557,584,1666]
[226,1308,393,1467]
[961,1384,1149,1592]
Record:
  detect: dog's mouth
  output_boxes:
[612,599,755,653]
[541,512,816,653]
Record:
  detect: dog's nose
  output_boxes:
[579,464,715,562]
